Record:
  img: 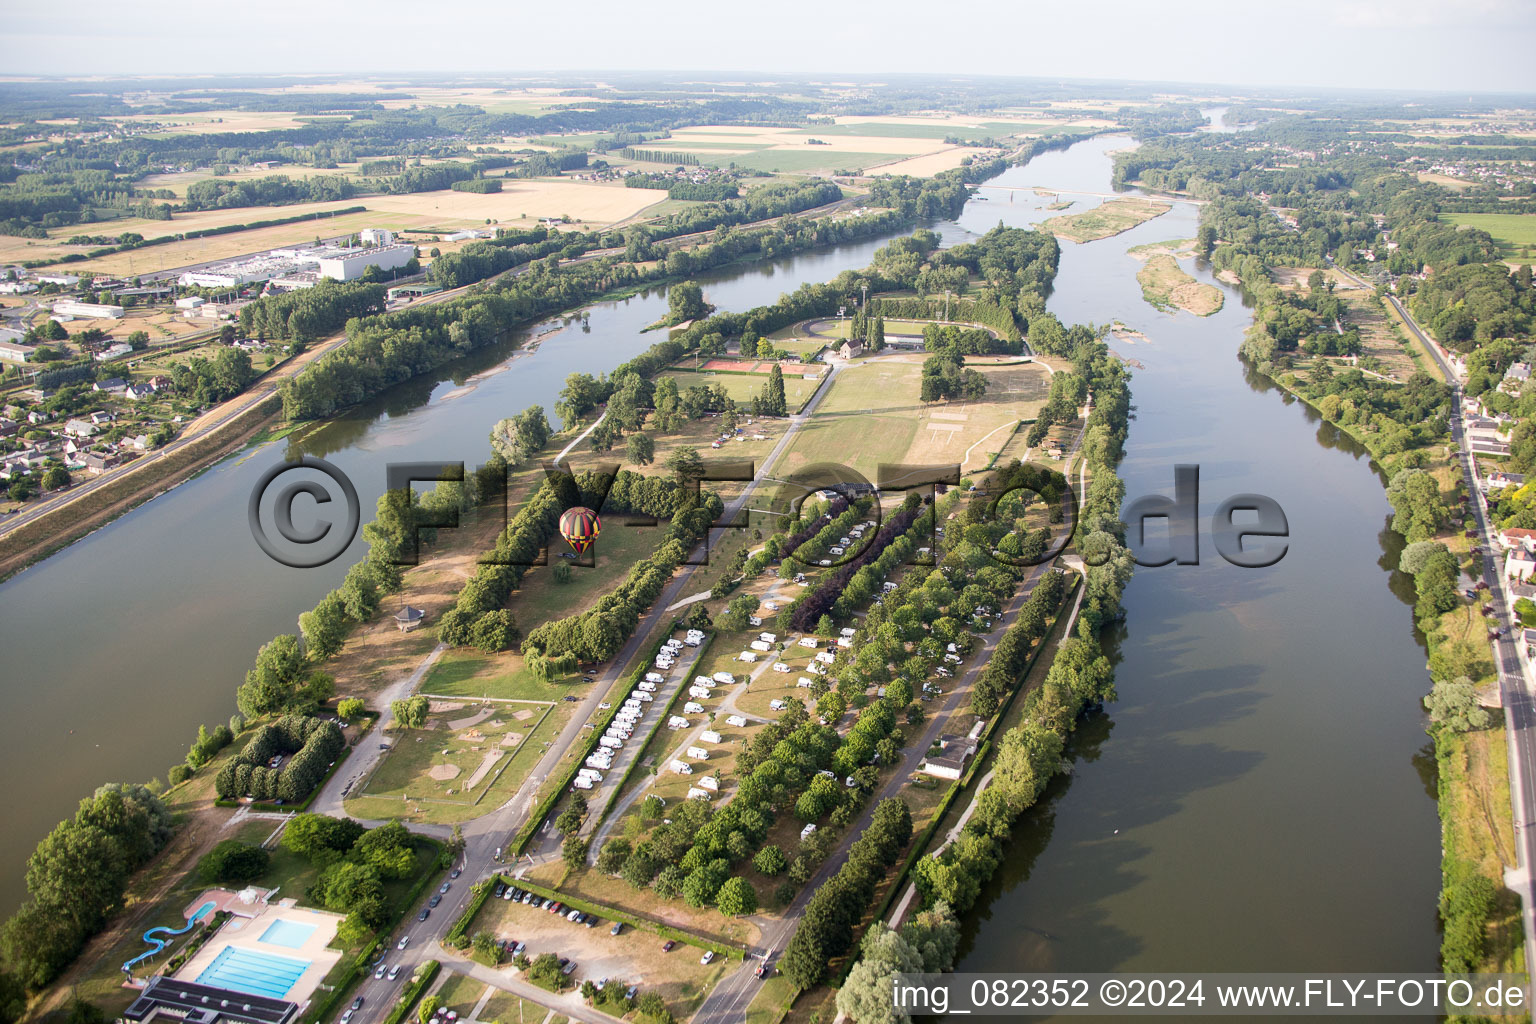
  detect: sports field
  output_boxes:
[1442,213,1536,261]
[779,356,1051,479]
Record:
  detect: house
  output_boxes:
[125,381,158,400]
[1485,470,1526,492]
[63,419,97,438]
[1498,528,1536,553]
[89,410,115,425]
[0,419,16,438]
[63,437,92,456]
[393,606,426,632]
[0,340,36,364]
[1507,547,1536,584]
[83,452,119,475]
[921,735,979,781]
[1504,362,1533,391]
[94,343,133,361]
[126,434,152,452]
[93,378,129,394]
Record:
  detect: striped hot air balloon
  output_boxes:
[559,506,601,556]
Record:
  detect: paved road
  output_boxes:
[1386,289,1536,991]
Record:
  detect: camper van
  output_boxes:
[841,628,856,638]
[700,730,722,744]
[631,691,653,702]
[797,637,819,649]
[800,823,817,841]
[797,676,814,688]
[687,787,712,800]
[572,777,594,790]
[749,640,771,653]
[758,632,777,644]
[668,715,690,729]
[689,685,712,699]
[738,651,759,663]
[683,701,704,714]
[671,760,693,775]
[773,662,790,673]
[599,736,621,749]
[637,681,657,693]
[712,672,735,685]
[644,672,665,684]
[578,768,603,782]
[686,746,710,760]
[837,637,852,649]
[770,699,787,711]
[725,714,747,727]
[699,776,719,791]
[815,651,835,665]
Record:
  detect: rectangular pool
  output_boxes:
[195,946,310,999]
[258,919,317,949]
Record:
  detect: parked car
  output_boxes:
[450,867,461,879]
[417,908,431,921]
[439,882,451,894]
[662,940,676,953]
[428,894,441,908]
[373,964,387,980]
[625,985,639,1000]
[388,965,401,981]
[397,936,410,950]
[562,961,578,976]
[511,941,526,957]
[701,950,715,965]
[493,882,506,898]
[351,999,364,1012]
[611,922,624,936]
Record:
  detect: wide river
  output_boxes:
[0,128,1441,983]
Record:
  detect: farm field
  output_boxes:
[28,179,670,275]
[779,355,1050,478]
[1442,212,1536,261]
[1135,253,1223,315]
[1040,196,1171,243]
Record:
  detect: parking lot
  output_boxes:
[474,888,729,1016]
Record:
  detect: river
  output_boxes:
[950,133,1442,992]
[0,128,1442,984]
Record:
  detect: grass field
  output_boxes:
[1135,254,1223,316]
[1040,196,1171,243]
[347,702,568,824]
[657,366,824,411]
[1443,213,1536,261]
[419,649,581,701]
[779,357,1050,479]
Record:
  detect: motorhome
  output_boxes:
[712,672,735,685]
[686,746,710,760]
[684,701,704,714]
[700,729,722,744]
[725,714,746,727]
[671,760,693,774]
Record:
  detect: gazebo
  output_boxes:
[394,606,426,632]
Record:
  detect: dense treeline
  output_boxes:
[623,174,740,201]
[779,798,913,987]
[239,279,388,344]
[789,497,925,631]
[0,785,174,987]
[213,715,346,803]
[183,173,358,210]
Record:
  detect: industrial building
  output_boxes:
[316,244,414,282]
[53,299,124,319]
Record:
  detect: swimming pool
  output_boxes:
[258,919,317,949]
[195,946,310,999]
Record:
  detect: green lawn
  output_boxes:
[1442,213,1536,261]
[434,971,491,1016]
[479,990,552,1024]
[778,361,923,480]
[657,368,825,411]
[422,651,578,701]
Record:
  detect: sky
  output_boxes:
[4,0,1535,95]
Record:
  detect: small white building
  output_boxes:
[53,300,123,319]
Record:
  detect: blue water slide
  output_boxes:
[122,900,217,974]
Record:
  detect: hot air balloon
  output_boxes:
[559,506,601,556]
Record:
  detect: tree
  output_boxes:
[1398,540,1449,576]
[337,698,365,722]
[197,840,269,884]
[283,814,364,859]
[668,281,709,323]
[1196,223,1218,258]
[1425,678,1494,733]
[490,406,551,465]
[597,838,632,874]
[626,433,655,466]
[237,634,306,718]
[352,821,416,879]
[752,845,787,876]
[665,446,704,484]
[299,593,350,660]
[391,694,430,729]
[715,876,758,917]
[40,465,69,490]
[470,610,518,653]
[563,834,589,868]
[417,997,441,1024]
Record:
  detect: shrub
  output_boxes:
[198,840,270,884]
